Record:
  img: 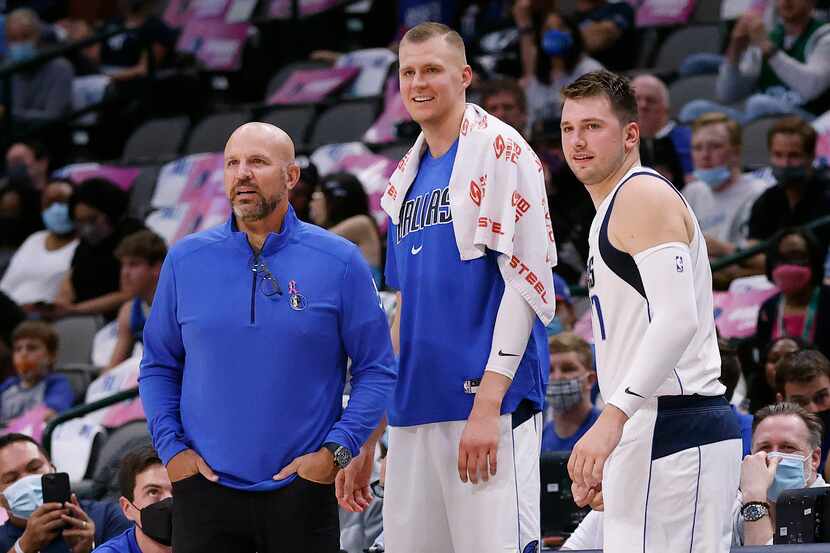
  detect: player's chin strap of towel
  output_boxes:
[607,241,699,417]
[484,285,536,380]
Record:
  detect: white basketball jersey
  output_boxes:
[586,165,724,402]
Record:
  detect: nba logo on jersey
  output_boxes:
[676,256,684,272]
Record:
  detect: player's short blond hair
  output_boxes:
[548,332,594,371]
[400,22,467,64]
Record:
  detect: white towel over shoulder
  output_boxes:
[381,103,558,324]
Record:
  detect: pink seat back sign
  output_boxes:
[364,78,411,144]
[3,404,51,443]
[268,67,360,105]
[53,163,141,191]
[632,0,696,26]
[177,20,250,71]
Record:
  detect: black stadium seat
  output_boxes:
[127,165,162,220]
[121,116,190,165]
[184,111,251,155]
[308,100,380,149]
[668,75,719,119]
[654,25,722,75]
[742,116,786,170]
[258,105,317,149]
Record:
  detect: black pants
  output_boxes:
[172,474,340,553]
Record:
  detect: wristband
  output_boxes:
[14,539,25,553]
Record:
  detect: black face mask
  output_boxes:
[772,165,808,186]
[134,497,172,546]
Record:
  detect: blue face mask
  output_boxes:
[541,29,573,57]
[7,42,36,63]
[2,474,43,520]
[42,202,74,235]
[766,452,808,502]
[693,165,731,189]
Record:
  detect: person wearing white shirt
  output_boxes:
[0,180,78,308]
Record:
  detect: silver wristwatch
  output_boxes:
[323,442,352,469]
[740,501,770,522]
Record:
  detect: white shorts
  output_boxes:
[603,395,742,553]
[383,411,542,553]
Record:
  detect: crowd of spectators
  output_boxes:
[0,0,830,551]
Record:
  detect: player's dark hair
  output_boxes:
[775,350,830,395]
[764,227,824,287]
[118,445,163,502]
[753,402,823,450]
[561,70,638,125]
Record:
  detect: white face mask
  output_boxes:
[2,474,43,520]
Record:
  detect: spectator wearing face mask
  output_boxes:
[94,446,173,553]
[0,433,130,553]
[747,117,830,257]
[684,113,770,271]
[514,1,603,128]
[52,178,145,321]
[1,8,74,127]
[1,180,78,311]
[735,402,828,545]
[541,332,599,453]
[755,228,830,357]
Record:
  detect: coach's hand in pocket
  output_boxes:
[568,405,627,490]
[274,448,339,484]
[167,449,219,483]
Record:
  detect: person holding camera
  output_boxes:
[0,433,129,553]
[735,402,828,545]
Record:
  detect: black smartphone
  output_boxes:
[42,473,71,504]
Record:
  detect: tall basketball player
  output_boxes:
[560,70,742,552]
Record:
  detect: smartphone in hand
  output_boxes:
[42,473,71,505]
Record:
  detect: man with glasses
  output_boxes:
[139,122,397,553]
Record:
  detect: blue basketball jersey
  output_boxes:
[385,140,548,427]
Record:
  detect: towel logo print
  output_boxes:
[493,134,522,164]
[288,280,307,311]
[512,191,531,223]
[469,174,487,207]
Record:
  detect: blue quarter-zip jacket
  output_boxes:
[138,206,397,491]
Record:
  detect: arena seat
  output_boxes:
[258,105,317,150]
[54,316,103,367]
[308,99,380,149]
[184,110,252,154]
[81,420,152,500]
[121,116,190,164]
[654,25,722,75]
[127,165,161,220]
[669,74,719,119]
[692,0,723,24]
